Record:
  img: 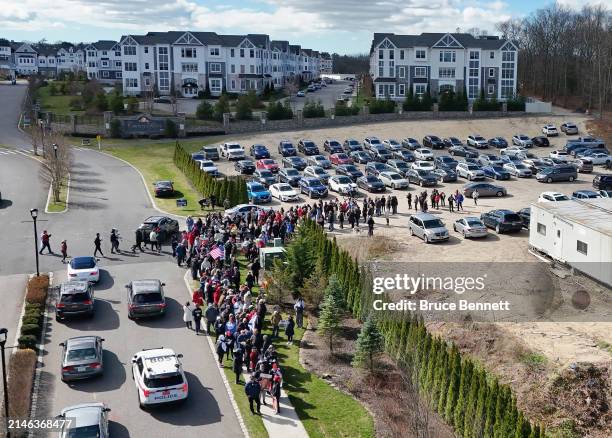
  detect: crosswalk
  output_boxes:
[0,146,91,156]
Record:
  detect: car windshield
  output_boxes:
[519,135,529,140]
[416,170,429,176]
[430,136,441,141]
[555,195,570,200]
[395,162,409,169]
[348,140,359,145]
[423,219,444,229]
[201,161,214,167]
[466,219,483,226]
[503,214,521,222]
[70,258,96,269]
[285,169,299,176]
[492,166,505,172]
[254,145,266,150]
[475,136,485,141]
[262,159,275,165]
[336,176,352,184]
[389,174,402,180]
[228,144,241,150]
[388,140,399,145]
[515,164,528,169]
[365,176,379,182]
[60,292,90,304]
[67,347,97,361]
[278,185,292,192]
[191,154,205,160]
[282,143,294,148]
[304,141,315,147]
[307,179,322,187]
[369,138,381,144]
[144,373,184,388]
[346,165,359,171]
[467,165,480,170]
[330,141,340,146]
[259,170,273,177]
[203,147,217,153]
[66,425,101,438]
[133,292,163,304]
[250,183,266,191]
[156,182,172,187]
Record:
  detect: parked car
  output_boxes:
[435,155,459,169]
[401,138,421,150]
[480,210,524,233]
[356,175,386,193]
[422,135,445,149]
[387,159,411,176]
[67,257,100,283]
[364,137,383,150]
[350,150,374,164]
[393,149,415,162]
[153,180,174,197]
[365,162,393,176]
[198,160,219,177]
[335,164,364,181]
[565,137,606,152]
[278,141,297,157]
[572,190,602,200]
[370,145,394,162]
[408,213,449,243]
[306,155,333,169]
[223,204,272,221]
[463,182,507,197]
[296,91,305,97]
[536,165,578,183]
[572,158,593,173]
[253,169,276,187]
[500,146,526,158]
[379,171,409,189]
[503,162,532,178]
[456,162,485,180]
[282,156,307,170]
[538,191,570,202]
[329,175,358,195]
[132,348,187,408]
[405,169,438,187]
[593,175,612,190]
[246,181,272,203]
[277,167,302,187]
[269,183,299,202]
[297,139,320,155]
[449,145,479,158]
[522,159,549,174]
[234,159,256,175]
[382,139,402,151]
[221,142,246,160]
[57,403,110,437]
[443,137,463,148]
[303,165,331,184]
[549,150,571,162]
[323,139,344,153]
[598,189,612,198]
[512,134,533,148]
[518,207,531,229]
[414,148,434,161]
[540,157,566,167]
[198,145,220,161]
[532,136,550,147]
[453,217,488,238]
[343,139,363,152]
[582,152,611,165]
[249,144,270,159]
[411,160,435,171]
[298,177,328,198]
[126,279,167,320]
[138,216,179,241]
[329,153,353,166]
[467,135,488,148]
[560,122,579,135]
[542,125,559,137]
[433,166,457,182]
[477,154,503,167]
[481,165,511,180]
[56,281,95,321]
[488,137,508,148]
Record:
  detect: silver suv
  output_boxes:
[408,213,449,243]
[456,162,485,181]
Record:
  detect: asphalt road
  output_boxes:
[285,80,353,111]
[37,261,242,437]
[0,84,30,147]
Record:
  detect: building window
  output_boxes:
[490,51,495,59]
[378,49,384,60]
[489,68,495,77]
[378,60,384,77]
[398,67,405,78]
[388,61,394,77]
[101,61,109,67]
[250,65,255,74]
[210,78,221,93]
[123,46,136,56]
[389,50,394,60]
[144,63,149,70]
[182,63,198,73]
[125,78,138,88]
[115,51,121,57]
[398,84,405,96]
[158,71,169,91]
[210,47,219,56]
[399,50,404,60]
[487,85,494,95]
[230,49,235,57]
[537,223,546,236]
[439,51,456,63]
[124,62,137,71]
[144,47,149,54]
[144,78,150,86]
[468,78,479,99]
[470,51,479,60]
[414,84,426,96]
[250,49,254,58]
[414,66,427,78]
[116,72,122,78]
[210,63,221,73]
[502,51,515,62]
[576,240,588,255]
[181,48,197,58]
[438,67,455,78]
[115,61,121,68]
[230,64,235,73]
[378,84,384,96]
[102,71,109,78]
[415,49,426,59]
[231,80,236,90]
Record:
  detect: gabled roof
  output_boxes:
[289,45,301,55]
[92,40,118,51]
[0,38,10,47]
[271,40,289,52]
[370,32,509,53]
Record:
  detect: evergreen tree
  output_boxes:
[515,413,531,438]
[493,386,510,438]
[421,86,433,111]
[110,92,124,114]
[484,379,499,438]
[127,96,139,113]
[95,92,108,112]
[435,345,450,414]
[325,275,345,309]
[403,87,415,110]
[214,93,230,121]
[463,368,481,438]
[196,101,214,120]
[472,371,488,438]
[300,263,328,308]
[235,95,253,120]
[317,289,343,353]
[444,345,461,422]
[454,360,473,434]
[352,314,384,372]
[284,232,315,291]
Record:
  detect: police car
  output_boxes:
[132,348,188,408]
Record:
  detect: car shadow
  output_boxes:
[68,350,126,393]
[94,270,115,291]
[61,299,120,331]
[108,421,130,438]
[135,297,185,329]
[148,372,221,426]
[0,199,13,209]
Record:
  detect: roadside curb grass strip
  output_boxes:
[45,174,70,214]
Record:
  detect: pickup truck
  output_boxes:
[220,142,246,160]
[564,137,606,153]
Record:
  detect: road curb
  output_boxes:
[44,173,70,214]
[182,272,250,438]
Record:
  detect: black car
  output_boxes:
[357,175,386,193]
[282,156,307,171]
[153,180,174,197]
[323,139,344,153]
[249,144,271,159]
[350,150,374,164]
[488,137,508,148]
[234,159,256,175]
[278,141,297,157]
[392,149,415,162]
[126,279,166,319]
[405,169,437,187]
[370,146,393,162]
[201,145,220,161]
[138,216,179,241]
[365,162,393,176]
[480,209,524,233]
[449,145,479,158]
[433,166,457,182]
[298,140,320,155]
[518,207,530,229]
[532,136,550,147]
[343,139,363,152]
[434,156,458,169]
[56,281,95,321]
[593,175,612,190]
[443,137,463,148]
[277,168,302,187]
[336,164,364,181]
[423,135,445,149]
[254,169,276,187]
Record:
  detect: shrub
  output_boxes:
[25,275,49,305]
[110,119,122,138]
[95,92,108,112]
[506,95,526,111]
[267,101,293,120]
[109,92,124,115]
[196,101,214,120]
[25,303,42,312]
[127,96,139,113]
[21,324,40,338]
[303,100,326,118]
[7,349,37,418]
[22,316,40,326]
[69,97,83,111]
[472,89,502,111]
[334,101,359,116]
[368,98,396,114]
[214,94,230,121]
[235,95,253,120]
[18,335,37,349]
[164,119,178,138]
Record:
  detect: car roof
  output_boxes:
[71,256,96,263]
[60,281,89,293]
[66,336,99,349]
[130,279,162,294]
[60,403,104,427]
[411,212,438,220]
[143,216,166,223]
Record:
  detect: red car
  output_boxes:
[256,158,280,173]
[329,153,353,166]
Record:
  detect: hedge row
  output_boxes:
[18,275,49,349]
[173,142,248,207]
[287,220,545,437]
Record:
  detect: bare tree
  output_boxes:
[39,132,72,203]
[284,76,299,110]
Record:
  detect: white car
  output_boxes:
[329,175,357,195]
[382,139,402,151]
[598,189,612,198]
[453,217,488,238]
[549,150,570,161]
[584,152,611,165]
[67,256,100,283]
[364,137,382,150]
[456,162,485,180]
[503,162,532,178]
[132,348,188,408]
[269,183,299,202]
[303,165,330,183]
[220,142,246,160]
[198,160,219,176]
[411,160,435,171]
[500,146,527,158]
[414,148,434,161]
[512,134,533,148]
[296,91,305,97]
[466,135,488,148]
[542,125,559,136]
[224,204,273,220]
[538,192,570,202]
[378,171,409,189]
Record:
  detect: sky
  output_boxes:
[0,0,606,54]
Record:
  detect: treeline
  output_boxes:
[275,220,545,437]
[173,142,248,206]
[331,53,370,74]
[497,3,612,113]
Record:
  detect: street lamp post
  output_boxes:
[30,209,39,277]
[0,328,10,438]
[53,143,58,160]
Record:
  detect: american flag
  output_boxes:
[209,245,225,260]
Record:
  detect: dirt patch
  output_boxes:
[586,116,612,148]
[301,316,455,438]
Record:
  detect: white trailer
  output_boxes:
[529,198,612,287]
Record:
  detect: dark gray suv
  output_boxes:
[56,281,95,321]
[126,280,167,319]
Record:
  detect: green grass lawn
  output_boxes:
[37,85,84,115]
[46,178,69,213]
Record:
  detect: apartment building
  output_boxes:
[369,32,518,101]
[84,41,123,84]
[320,52,333,74]
[0,38,15,78]
[6,41,85,78]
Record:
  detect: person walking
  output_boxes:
[271,375,282,414]
[94,233,104,257]
[205,302,219,335]
[176,242,187,267]
[384,207,390,226]
[472,189,479,206]
[110,229,120,254]
[132,229,143,253]
[192,305,203,335]
[270,310,282,338]
[367,215,375,237]
[39,230,52,254]
[294,297,304,329]
[216,332,228,366]
[245,375,261,414]
[149,229,158,252]
[182,301,194,330]
[60,239,68,263]
[232,347,244,384]
[407,193,412,209]
[285,315,295,345]
[456,192,464,211]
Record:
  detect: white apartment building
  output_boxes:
[320,52,333,74]
[84,41,123,84]
[369,32,518,101]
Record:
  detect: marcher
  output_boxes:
[271,375,282,414]
[205,302,219,334]
[192,305,203,335]
[245,376,261,414]
[93,233,104,257]
[233,347,244,384]
[472,189,479,206]
[407,193,412,209]
[176,242,187,266]
[183,301,194,330]
[39,230,52,254]
[60,240,68,263]
[132,229,143,252]
[294,297,304,329]
[110,229,120,254]
[216,333,228,366]
[271,310,282,338]
[285,315,295,345]
[149,229,158,251]
[448,194,455,212]
[367,215,375,237]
